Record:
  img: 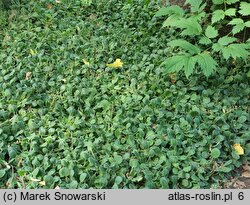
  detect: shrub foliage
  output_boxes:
[156,0,250,78]
[0,0,249,188]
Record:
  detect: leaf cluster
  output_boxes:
[155,0,250,78]
[0,0,249,189]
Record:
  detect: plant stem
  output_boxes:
[243,27,247,43]
[223,0,227,10]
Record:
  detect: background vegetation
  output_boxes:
[0,0,249,188]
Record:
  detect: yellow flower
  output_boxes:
[106,59,123,68]
[30,177,40,182]
[29,49,37,56]
[233,144,244,155]
[39,181,46,186]
[83,59,90,66]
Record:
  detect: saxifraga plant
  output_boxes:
[155,0,250,78]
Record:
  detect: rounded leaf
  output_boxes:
[211,148,221,159]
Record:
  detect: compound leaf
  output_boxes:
[218,36,237,46]
[239,2,250,16]
[168,39,201,54]
[212,10,225,24]
[205,26,218,39]
[196,53,217,77]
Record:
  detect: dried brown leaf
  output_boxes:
[242,164,250,172]
[242,171,250,178]
[25,72,32,80]
[233,180,246,189]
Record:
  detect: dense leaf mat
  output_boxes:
[0,0,249,188]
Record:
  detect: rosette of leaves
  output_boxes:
[155,0,250,78]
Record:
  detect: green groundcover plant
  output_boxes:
[155,0,250,78]
[0,0,249,188]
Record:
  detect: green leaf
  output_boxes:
[114,155,123,165]
[222,44,249,60]
[160,177,169,188]
[95,99,111,111]
[59,167,70,177]
[185,0,203,12]
[245,21,250,27]
[115,176,123,185]
[199,37,212,45]
[196,53,217,77]
[185,56,196,78]
[44,175,54,184]
[155,6,184,17]
[0,170,6,178]
[70,180,78,188]
[226,0,240,4]
[129,159,139,168]
[228,18,244,25]
[218,36,237,46]
[164,55,187,73]
[212,0,224,4]
[183,166,192,172]
[205,26,218,39]
[211,148,221,159]
[212,10,225,24]
[232,24,245,35]
[163,16,180,27]
[239,2,250,16]
[247,70,250,77]
[168,39,201,54]
[180,18,203,36]
[224,8,236,16]
[182,179,189,187]
[155,7,170,17]
[216,166,232,173]
[166,16,203,36]
[80,173,87,182]
[238,116,247,123]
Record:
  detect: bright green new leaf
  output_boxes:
[245,21,250,27]
[168,39,201,54]
[212,10,225,24]
[226,0,240,4]
[228,18,244,25]
[232,24,246,35]
[224,8,236,16]
[212,0,223,5]
[239,2,250,16]
[205,26,218,39]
